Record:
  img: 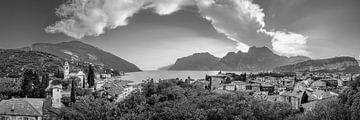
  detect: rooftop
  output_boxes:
[0,98,45,116]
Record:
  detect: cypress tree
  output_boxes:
[71,78,76,103]
[41,73,49,89]
[22,69,33,97]
[87,65,95,88]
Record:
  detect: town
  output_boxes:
[1,60,359,119]
[196,71,359,112]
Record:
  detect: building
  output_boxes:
[63,61,87,88]
[101,80,137,102]
[206,74,227,90]
[0,98,45,120]
[0,85,64,120]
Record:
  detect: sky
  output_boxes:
[0,0,360,70]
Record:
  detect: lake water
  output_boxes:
[121,70,248,84]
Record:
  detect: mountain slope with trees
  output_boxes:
[0,49,64,78]
[20,40,141,72]
[274,57,360,73]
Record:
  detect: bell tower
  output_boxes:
[64,61,70,79]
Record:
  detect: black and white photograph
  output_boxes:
[0,0,360,119]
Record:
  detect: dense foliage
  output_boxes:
[58,79,298,120]
[0,49,64,78]
[0,78,22,100]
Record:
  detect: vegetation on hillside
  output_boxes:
[0,49,64,78]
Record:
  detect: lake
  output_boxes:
[121,70,249,84]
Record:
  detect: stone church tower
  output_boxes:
[64,61,70,79]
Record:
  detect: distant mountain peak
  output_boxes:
[248,46,273,55]
[167,46,311,71]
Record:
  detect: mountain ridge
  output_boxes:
[20,41,141,72]
[274,57,360,73]
[164,46,311,71]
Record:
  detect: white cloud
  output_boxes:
[195,0,265,52]
[45,0,191,39]
[46,0,310,56]
[261,30,310,56]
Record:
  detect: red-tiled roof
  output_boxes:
[0,98,44,116]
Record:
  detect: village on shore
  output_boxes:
[0,61,359,120]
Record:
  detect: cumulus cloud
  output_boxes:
[45,0,191,39]
[195,0,265,52]
[46,0,309,56]
[260,29,309,56]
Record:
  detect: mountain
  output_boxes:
[20,41,141,72]
[158,64,174,70]
[274,57,360,73]
[219,46,309,71]
[0,49,64,78]
[168,53,221,70]
[166,46,311,71]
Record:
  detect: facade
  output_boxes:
[51,85,63,108]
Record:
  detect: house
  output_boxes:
[279,91,304,109]
[245,84,261,91]
[0,85,64,120]
[101,80,137,102]
[232,81,247,91]
[310,80,327,90]
[0,98,45,120]
[279,89,338,110]
[280,79,295,87]
[206,74,228,90]
[279,90,318,109]
[260,84,275,94]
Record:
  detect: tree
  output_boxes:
[0,78,22,99]
[87,65,95,88]
[21,69,33,97]
[41,73,50,90]
[55,69,63,79]
[348,76,360,88]
[71,78,76,103]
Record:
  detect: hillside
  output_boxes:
[273,57,360,73]
[168,53,221,70]
[166,46,310,71]
[0,49,64,78]
[158,64,174,70]
[20,41,141,72]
